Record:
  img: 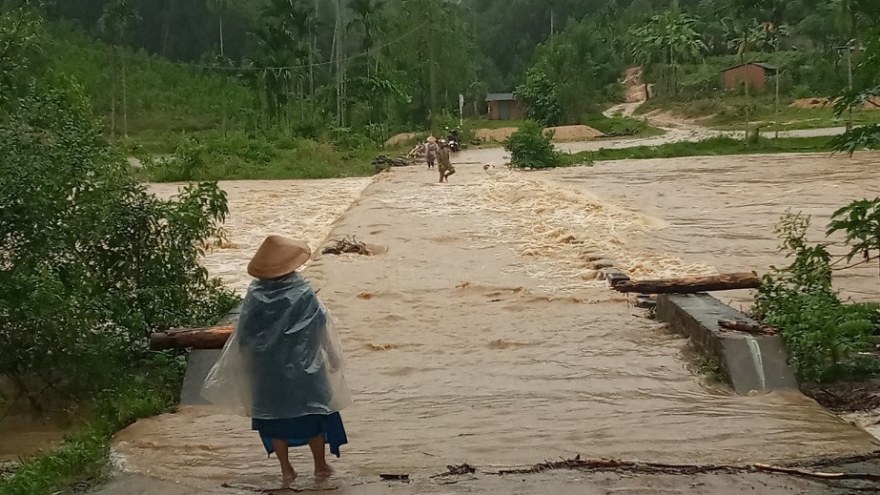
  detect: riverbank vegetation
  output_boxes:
[752,27,880,385]
[4,0,880,491]
[561,135,835,165]
[754,208,880,384]
[0,5,237,494]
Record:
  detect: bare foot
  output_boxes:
[281,470,297,488]
[314,464,335,478]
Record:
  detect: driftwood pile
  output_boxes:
[408,144,426,158]
[321,236,372,256]
[431,463,477,478]
[373,155,411,171]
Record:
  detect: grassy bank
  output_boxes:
[580,114,665,138]
[0,357,185,495]
[561,136,836,166]
[128,131,393,182]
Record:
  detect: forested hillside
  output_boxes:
[42,0,880,135]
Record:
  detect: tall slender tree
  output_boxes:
[348,0,386,77]
[99,0,140,138]
[206,0,230,58]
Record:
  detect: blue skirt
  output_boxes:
[252,412,348,458]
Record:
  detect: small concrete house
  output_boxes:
[485,93,526,120]
[721,62,778,93]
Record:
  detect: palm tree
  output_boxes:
[206,0,230,58]
[99,0,140,138]
[723,17,771,63]
[348,0,386,77]
[629,9,706,96]
[252,0,314,125]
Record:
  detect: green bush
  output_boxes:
[754,211,880,383]
[516,68,562,126]
[504,121,561,169]
[0,77,237,404]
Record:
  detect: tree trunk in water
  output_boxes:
[150,326,235,350]
[612,272,761,294]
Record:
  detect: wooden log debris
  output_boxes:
[322,236,372,256]
[718,319,777,336]
[753,463,880,482]
[431,463,477,478]
[612,272,761,294]
[150,325,234,350]
[487,455,880,484]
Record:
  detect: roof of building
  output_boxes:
[722,62,778,73]
[485,93,516,102]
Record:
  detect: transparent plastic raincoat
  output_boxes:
[201,273,351,419]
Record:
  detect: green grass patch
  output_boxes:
[561,136,836,166]
[129,130,390,182]
[579,113,665,138]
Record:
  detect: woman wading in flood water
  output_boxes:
[202,235,351,487]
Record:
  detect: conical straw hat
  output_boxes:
[427,135,437,143]
[247,235,312,279]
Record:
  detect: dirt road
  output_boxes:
[103,150,880,495]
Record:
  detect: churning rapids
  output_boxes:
[32,151,880,491]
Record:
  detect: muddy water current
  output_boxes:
[149,178,374,294]
[542,152,880,305]
[108,153,880,491]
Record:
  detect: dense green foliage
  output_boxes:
[504,121,560,169]
[0,9,236,491]
[32,0,880,147]
[47,0,478,137]
[45,22,253,136]
[754,211,880,384]
[516,19,623,125]
[0,77,236,400]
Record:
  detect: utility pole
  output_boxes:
[428,5,437,132]
[774,30,780,139]
[335,0,346,127]
[846,39,854,133]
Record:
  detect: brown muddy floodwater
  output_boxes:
[0,415,68,463]
[149,178,374,294]
[111,152,880,492]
